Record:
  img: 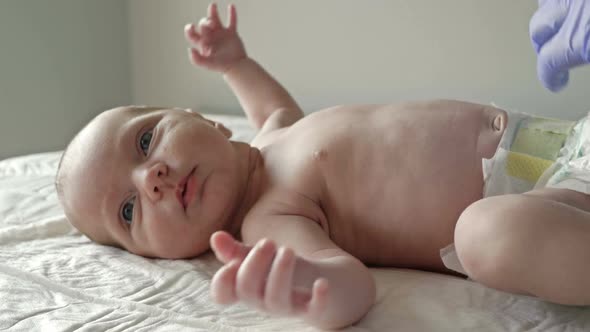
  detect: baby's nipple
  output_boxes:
[312,149,327,161]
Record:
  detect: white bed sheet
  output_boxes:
[1,114,590,331]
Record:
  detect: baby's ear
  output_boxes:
[214,122,232,138]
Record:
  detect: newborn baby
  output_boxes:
[55,4,590,329]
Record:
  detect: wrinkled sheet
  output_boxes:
[1,114,590,331]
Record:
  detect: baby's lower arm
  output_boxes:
[304,253,376,329]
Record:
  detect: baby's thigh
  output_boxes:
[522,187,590,212]
[454,189,590,301]
[455,188,590,249]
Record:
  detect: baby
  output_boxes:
[56,3,590,330]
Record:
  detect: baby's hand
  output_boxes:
[210,231,330,320]
[185,3,247,73]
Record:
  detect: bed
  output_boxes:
[1,113,590,331]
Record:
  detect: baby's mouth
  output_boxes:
[177,167,197,211]
[181,183,188,200]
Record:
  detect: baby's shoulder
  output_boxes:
[250,126,287,148]
[250,108,304,147]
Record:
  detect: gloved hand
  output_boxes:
[529,0,590,92]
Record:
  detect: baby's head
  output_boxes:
[56,106,245,259]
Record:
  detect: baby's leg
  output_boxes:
[454,188,590,305]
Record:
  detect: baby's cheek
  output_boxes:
[148,209,209,256]
[147,226,194,258]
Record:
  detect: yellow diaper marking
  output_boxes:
[506,152,554,183]
[505,116,574,183]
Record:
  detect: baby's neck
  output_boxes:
[224,144,265,237]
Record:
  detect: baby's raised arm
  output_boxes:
[185,3,303,130]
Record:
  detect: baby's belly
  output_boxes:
[315,102,506,270]
[323,154,484,270]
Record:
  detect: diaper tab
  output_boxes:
[440,244,467,276]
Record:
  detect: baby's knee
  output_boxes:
[454,197,524,282]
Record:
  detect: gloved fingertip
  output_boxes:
[532,41,542,54]
[541,70,569,92]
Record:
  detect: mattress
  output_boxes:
[1,113,590,331]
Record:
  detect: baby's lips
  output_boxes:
[175,185,186,211]
[176,167,196,211]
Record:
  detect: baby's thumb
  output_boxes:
[210,231,250,263]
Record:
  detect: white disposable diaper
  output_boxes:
[482,110,576,197]
[441,109,589,276]
[535,113,590,193]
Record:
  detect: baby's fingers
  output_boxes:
[207,3,223,28]
[211,260,240,304]
[197,17,216,37]
[236,239,276,307]
[188,48,208,66]
[184,23,201,45]
[264,247,296,313]
[303,278,330,318]
[227,4,237,32]
[210,231,251,264]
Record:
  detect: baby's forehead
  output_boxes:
[97,105,156,126]
[72,105,206,172]
[92,106,202,130]
[82,106,163,142]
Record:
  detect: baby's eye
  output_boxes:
[121,197,135,225]
[139,130,153,155]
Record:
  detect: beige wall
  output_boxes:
[129,0,590,119]
[2,1,590,158]
[0,0,131,159]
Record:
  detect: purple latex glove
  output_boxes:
[529,0,590,92]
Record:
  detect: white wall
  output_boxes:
[0,0,131,159]
[128,0,590,119]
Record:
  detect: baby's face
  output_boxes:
[61,106,240,258]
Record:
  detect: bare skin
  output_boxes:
[189,5,590,327]
[248,100,506,271]
[57,3,590,330]
[186,4,513,327]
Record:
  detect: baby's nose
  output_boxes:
[141,162,173,201]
